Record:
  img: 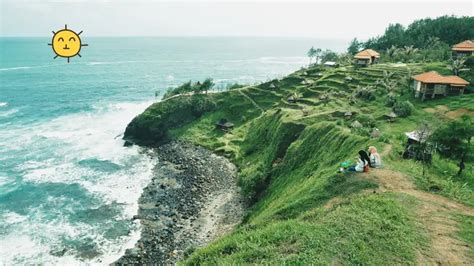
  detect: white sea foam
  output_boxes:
[0,109,19,117]
[0,66,32,71]
[0,102,7,107]
[0,100,155,264]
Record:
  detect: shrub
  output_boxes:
[385,93,398,107]
[354,86,376,101]
[357,114,377,128]
[392,101,413,117]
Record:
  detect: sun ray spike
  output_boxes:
[78,31,83,36]
[54,55,59,59]
[48,43,52,46]
[52,31,55,34]
[65,24,67,29]
[81,44,89,46]
[67,57,70,63]
[77,53,82,57]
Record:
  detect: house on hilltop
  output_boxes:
[412,71,469,101]
[354,49,380,66]
[452,40,474,57]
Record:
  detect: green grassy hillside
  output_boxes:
[124,62,474,264]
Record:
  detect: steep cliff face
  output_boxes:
[123,94,217,145]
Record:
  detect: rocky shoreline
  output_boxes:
[114,141,245,265]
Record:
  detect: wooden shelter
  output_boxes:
[215,119,234,132]
[385,111,397,122]
[452,40,474,57]
[412,71,469,101]
[344,111,353,119]
[354,49,380,66]
[403,130,432,161]
[351,120,363,128]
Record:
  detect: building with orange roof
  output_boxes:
[412,71,469,101]
[354,49,380,66]
[452,40,474,57]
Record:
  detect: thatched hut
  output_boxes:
[215,119,234,132]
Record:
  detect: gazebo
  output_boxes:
[215,119,234,132]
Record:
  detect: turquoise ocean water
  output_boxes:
[0,37,346,264]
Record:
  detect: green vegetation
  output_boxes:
[363,16,474,51]
[162,78,215,99]
[125,58,473,263]
[456,214,474,259]
[125,17,474,261]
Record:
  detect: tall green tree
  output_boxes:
[200,78,215,94]
[448,57,467,76]
[347,38,361,55]
[431,116,474,176]
[307,47,317,65]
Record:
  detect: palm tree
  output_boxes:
[448,57,467,76]
[401,45,419,62]
[200,78,215,94]
[386,45,398,61]
[314,48,322,64]
[307,47,317,66]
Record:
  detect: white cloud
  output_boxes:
[1,1,472,37]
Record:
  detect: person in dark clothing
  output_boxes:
[345,150,371,172]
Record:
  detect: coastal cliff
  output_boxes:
[122,62,474,264]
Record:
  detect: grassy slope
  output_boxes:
[125,62,473,264]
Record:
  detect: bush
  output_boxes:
[385,93,398,107]
[355,87,376,101]
[357,114,377,128]
[392,101,413,117]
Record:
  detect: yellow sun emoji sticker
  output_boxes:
[48,25,88,63]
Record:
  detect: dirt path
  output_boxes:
[365,144,474,265]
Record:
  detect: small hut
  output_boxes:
[371,128,381,138]
[402,130,432,161]
[452,40,474,57]
[345,76,353,83]
[269,83,276,89]
[354,49,380,66]
[344,111,353,119]
[323,61,339,68]
[287,96,298,103]
[351,120,363,128]
[215,119,234,132]
[385,112,397,122]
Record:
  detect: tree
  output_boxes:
[399,68,413,96]
[431,116,474,176]
[307,47,317,66]
[314,48,322,64]
[347,38,361,55]
[447,57,467,76]
[413,123,434,177]
[200,78,215,94]
[320,49,338,63]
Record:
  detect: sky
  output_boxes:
[0,0,473,39]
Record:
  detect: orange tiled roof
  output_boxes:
[452,40,474,52]
[354,49,380,59]
[412,71,469,86]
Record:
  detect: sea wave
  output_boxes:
[0,100,155,264]
[0,102,7,107]
[0,66,32,71]
[0,109,19,117]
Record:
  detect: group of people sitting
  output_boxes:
[340,146,382,173]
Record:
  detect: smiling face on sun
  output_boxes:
[49,25,88,63]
